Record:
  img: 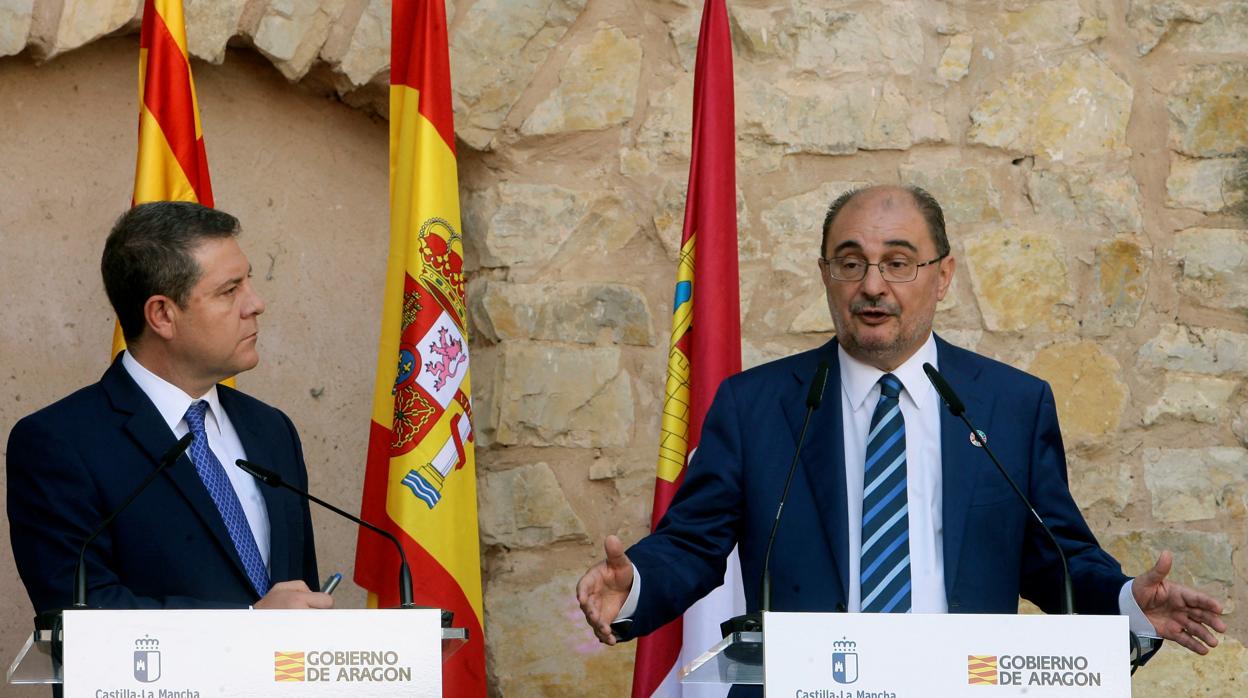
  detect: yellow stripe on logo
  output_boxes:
[274,651,305,682]
[967,655,998,685]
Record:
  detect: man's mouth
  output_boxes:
[851,302,898,324]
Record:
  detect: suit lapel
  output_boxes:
[220,387,295,584]
[102,361,257,595]
[786,343,849,600]
[936,337,995,599]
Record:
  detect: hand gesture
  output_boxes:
[1132,551,1227,655]
[576,535,634,645]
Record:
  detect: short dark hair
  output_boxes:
[821,185,950,258]
[101,201,240,342]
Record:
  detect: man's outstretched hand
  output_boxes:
[576,535,634,646]
[1132,550,1227,655]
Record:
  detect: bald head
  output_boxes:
[821,185,949,259]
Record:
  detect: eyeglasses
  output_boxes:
[819,254,947,283]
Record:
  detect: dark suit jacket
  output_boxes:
[7,358,319,613]
[626,336,1127,636]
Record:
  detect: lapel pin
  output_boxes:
[969,429,987,448]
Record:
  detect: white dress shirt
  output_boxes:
[121,351,271,569]
[841,334,945,612]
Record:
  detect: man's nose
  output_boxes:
[245,285,266,316]
[859,263,890,295]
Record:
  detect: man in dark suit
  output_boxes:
[578,186,1225,670]
[8,201,330,613]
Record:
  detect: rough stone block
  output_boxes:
[1166,1,1248,53]
[788,290,834,334]
[1067,456,1132,515]
[964,230,1072,332]
[493,344,633,448]
[252,0,345,81]
[38,0,139,58]
[476,183,638,269]
[479,462,589,548]
[1140,324,1248,375]
[0,0,34,57]
[1028,342,1126,439]
[337,0,388,86]
[995,0,1104,50]
[787,0,925,77]
[471,280,655,346]
[969,54,1133,163]
[1026,165,1144,233]
[184,0,245,63]
[1104,530,1235,588]
[740,77,949,156]
[1169,63,1248,158]
[450,0,588,150]
[1126,0,1216,54]
[1166,155,1248,213]
[936,33,972,83]
[1081,236,1151,334]
[1174,227,1248,312]
[900,159,1001,224]
[521,24,641,135]
[1143,447,1248,522]
[635,72,694,160]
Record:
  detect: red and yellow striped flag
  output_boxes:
[355,1,484,695]
[112,0,214,359]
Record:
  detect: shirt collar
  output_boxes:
[121,351,224,432]
[839,332,939,413]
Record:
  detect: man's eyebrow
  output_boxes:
[883,239,918,253]
[832,240,864,255]
[213,266,251,292]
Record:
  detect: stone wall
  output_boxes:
[2,0,1248,696]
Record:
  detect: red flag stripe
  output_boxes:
[391,0,456,155]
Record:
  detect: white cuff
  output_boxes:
[614,562,642,621]
[1119,579,1158,638]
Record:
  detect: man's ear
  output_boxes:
[143,296,179,341]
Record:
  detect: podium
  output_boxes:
[681,612,1155,696]
[8,609,468,697]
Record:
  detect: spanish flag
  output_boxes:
[355,1,484,695]
[633,1,743,696]
[113,0,214,359]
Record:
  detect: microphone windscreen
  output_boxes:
[806,361,830,409]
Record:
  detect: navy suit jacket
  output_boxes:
[7,358,319,613]
[626,336,1127,638]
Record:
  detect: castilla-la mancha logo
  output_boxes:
[832,637,859,684]
[133,636,161,682]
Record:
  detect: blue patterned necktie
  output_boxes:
[184,401,270,597]
[860,373,911,613]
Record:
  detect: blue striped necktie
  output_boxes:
[184,401,271,597]
[860,373,911,613]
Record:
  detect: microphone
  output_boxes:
[721,361,830,654]
[235,459,417,610]
[73,432,194,607]
[921,362,1075,615]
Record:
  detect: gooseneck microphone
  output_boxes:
[73,432,194,608]
[722,361,831,651]
[235,459,416,609]
[761,361,830,613]
[921,362,1075,615]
